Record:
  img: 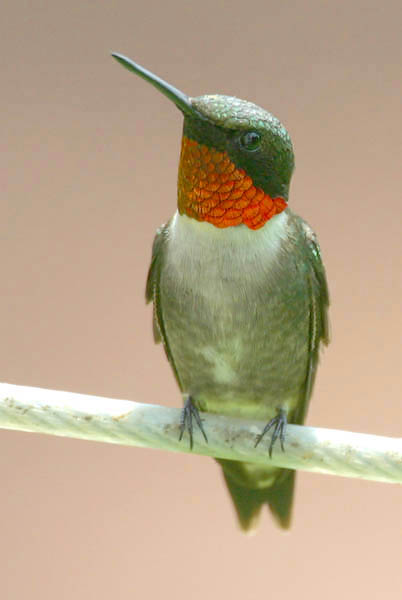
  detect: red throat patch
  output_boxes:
[177,136,287,230]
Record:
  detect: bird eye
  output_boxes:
[239,131,261,151]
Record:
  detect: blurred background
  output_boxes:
[1,0,401,598]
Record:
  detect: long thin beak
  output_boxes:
[111,52,198,117]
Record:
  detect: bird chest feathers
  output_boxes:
[158,209,312,420]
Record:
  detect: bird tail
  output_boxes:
[219,460,295,532]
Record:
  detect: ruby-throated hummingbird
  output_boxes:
[112,53,329,531]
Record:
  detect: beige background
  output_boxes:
[1,0,402,598]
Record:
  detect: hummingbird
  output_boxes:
[112,53,329,531]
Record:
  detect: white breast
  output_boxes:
[165,210,290,298]
[159,209,305,418]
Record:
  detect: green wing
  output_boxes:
[145,222,183,389]
[294,221,330,424]
[145,224,166,340]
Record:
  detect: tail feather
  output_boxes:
[264,469,295,529]
[221,464,295,531]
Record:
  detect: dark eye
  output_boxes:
[239,131,261,151]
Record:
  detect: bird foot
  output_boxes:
[179,395,208,450]
[255,408,287,458]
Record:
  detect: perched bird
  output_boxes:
[112,53,329,531]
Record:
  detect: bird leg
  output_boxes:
[255,408,287,458]
[179,394,208,450]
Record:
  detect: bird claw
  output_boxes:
[255,408,287,458]
[179,395,208,450]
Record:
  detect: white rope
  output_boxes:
[1,382,401,484]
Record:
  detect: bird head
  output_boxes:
[112,53,294,230]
